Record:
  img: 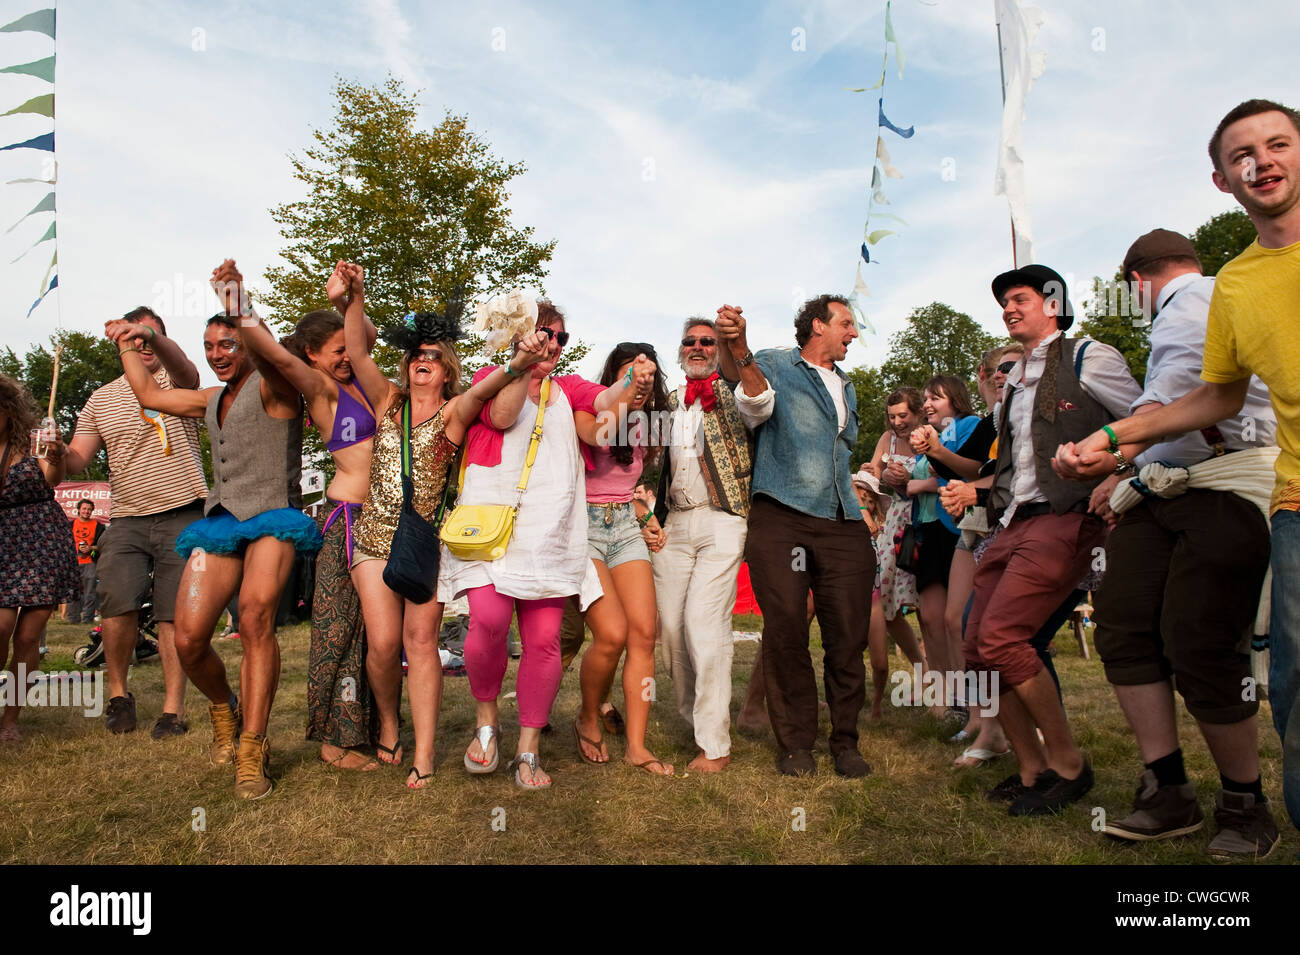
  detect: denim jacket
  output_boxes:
[750,348,860,521]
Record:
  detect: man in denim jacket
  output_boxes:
[716,295,874,778]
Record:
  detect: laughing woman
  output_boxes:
[235,263,384,770]
[0,375,77,741]
[340,263,551,789]
[440,303,655,789]
[572,342,673,775]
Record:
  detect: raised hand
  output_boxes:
[910,425,939,454]
[325,261,351,310]
[630,353,656,392]
[510,330,551,371]
[104,319,150,346]
[715,304,750,357]
[210,258,250,318]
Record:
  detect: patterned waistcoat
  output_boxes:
[654,378,755,522]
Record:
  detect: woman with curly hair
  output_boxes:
[0,374,77,741]
[339,263,552,789]
[571,342,673,775]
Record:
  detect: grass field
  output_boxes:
[0,614,1292,865]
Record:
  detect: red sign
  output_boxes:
[55,482,111,523]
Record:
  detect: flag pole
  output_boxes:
[996,17,1018,268]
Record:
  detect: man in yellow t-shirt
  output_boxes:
[1053,98,1300,843]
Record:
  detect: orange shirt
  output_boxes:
[71,518,100,565]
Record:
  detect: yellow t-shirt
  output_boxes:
[1202,238,1300,514]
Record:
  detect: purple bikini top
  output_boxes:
[325,381,378,452]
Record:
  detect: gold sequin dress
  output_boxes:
[353,403,459,560]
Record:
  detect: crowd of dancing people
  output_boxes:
[0,98,1297,860]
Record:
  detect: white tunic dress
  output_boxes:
[438,384,602,608]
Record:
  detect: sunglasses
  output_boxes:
[996,360,1018,374]
[410,348,442,365]
[681,336,717,348]
[538,326,570,347]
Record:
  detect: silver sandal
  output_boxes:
[464,725,499,774]
[507,751,551,790]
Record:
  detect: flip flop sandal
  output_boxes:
[376,739,403,765]
[464,725,500,774]
[406,766,434,789]
[573,719,608,764]
[954,746,1010,768]
[508,751,551,790]
[320,748,380,771]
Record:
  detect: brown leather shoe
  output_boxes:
[208,700,241,766]
[234,733,273,800]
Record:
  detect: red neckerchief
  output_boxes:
[683,373,719,412]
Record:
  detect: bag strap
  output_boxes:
[399,400,413,478]
[1073,339,1091,378]
[516,376,550,495]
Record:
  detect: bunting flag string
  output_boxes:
[844,0,912,334]
[1,6,59,317]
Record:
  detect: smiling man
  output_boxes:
[967,264,1141,816]
[110,260,322,799]
[717,295,874,778]
[1055,98,1300,838]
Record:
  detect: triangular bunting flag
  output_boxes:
[872,189,889,205]
[0,131,54,152]
[876,138,903,179]
[5,190,55,233]
[867,229,896,245]
[0,56,55,82]
[26,272,57,317]
[7,174,56,185]
[885,2,905,77]
[869,212,909,227]
[853,264,871,299]
[849,295,875,335]
[11,220,55,262]
[40,248,56,291]
[878,99,914,138]
[860,243,871,264]
[3,93,53,117]
[0,9,55,38]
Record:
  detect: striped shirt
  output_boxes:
[75,372,207,519]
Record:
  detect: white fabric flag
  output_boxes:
[993,0,1046,267]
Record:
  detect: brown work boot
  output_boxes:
[234,732,273,800]
[208,699,241,766]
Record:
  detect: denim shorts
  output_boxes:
[586,502,650,568]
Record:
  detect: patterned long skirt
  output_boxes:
[306,503,377,747]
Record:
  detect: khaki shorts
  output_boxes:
[97,501,205,622]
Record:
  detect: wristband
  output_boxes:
[1102,424,1119,451]
[637,511,652,527]
[147,326,157,341]
[119,346,140,356]
[503,362,524,379]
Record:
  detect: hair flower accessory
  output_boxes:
[474,289,538,353]
[381,296,466,353]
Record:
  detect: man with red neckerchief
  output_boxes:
[653,317,769,773]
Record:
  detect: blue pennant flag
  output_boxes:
[27,272,57,317]
[0,131,54,152]
[878,99,914,138]
[860,243,871,264]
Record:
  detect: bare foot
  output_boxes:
[687,752,730,773]
[320,743,380,771]
[870,703,884,721]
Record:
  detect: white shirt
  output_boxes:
[1001,330,1142,525]
[669,378,773,511]
[813,364,848,432]
[1133,273,1276,468]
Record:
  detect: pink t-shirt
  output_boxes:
[586,440,646,503]
[464,370,604,471]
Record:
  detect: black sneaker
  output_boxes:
[986,772,1031,803]
[1104,770,1203,842]
[105,694,137,734]
[778,749,816,777]
[150,712,189,740]
[1207,790,1281,860]
[1009,761,1094,816]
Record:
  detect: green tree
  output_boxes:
[1080,271,1152,382]
[879,302,999,405]
[260,75,569,475]
[2,331,124,479]
[847,365,888,470]
[1191,209,1256,276]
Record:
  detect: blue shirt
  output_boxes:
[748,348,860,521]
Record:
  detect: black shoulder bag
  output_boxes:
[383,402,448,604]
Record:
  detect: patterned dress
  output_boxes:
[873,433,920,621]
[0,454,79,608]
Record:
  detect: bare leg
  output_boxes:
[1011,668,1083,779]
[612,560,671,773]
[402,596,444,780]
[0,606,53,733]
[101,612,138,700]
[233,537,296,736]
[917,582,950,708]
[155,622,187,714]
[351,559,405,762]
[576,560,621,763]
[173,551,245,707]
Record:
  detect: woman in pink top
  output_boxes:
[572,342,673,775]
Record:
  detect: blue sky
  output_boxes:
[0,0,1295,388]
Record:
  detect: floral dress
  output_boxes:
[873,433,919,620]
[0,453,78,608]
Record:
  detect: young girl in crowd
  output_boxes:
[0,375,76,741]
[572,343,673,775]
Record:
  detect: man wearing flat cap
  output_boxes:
[1071,230,1280,857]
[965,263,1142,816]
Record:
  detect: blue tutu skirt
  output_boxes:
[174,507,324,557]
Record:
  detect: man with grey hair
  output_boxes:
[653,317,770,772]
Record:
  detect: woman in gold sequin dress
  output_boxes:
[340,263,552,789]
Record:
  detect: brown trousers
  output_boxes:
[745,495,874,756]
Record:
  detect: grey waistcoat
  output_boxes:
[989,336,1115,521]
[203,370,303,521]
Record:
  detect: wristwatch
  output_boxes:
[1107,447,1134,475]
[735,350,755,368]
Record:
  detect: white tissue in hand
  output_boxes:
[474,289,538,353]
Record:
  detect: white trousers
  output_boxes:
[654,506,747,759]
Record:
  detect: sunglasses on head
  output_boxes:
[996,360,1018,374]
[681,336,716,348]
[538,325,570,347]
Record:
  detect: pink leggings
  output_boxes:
[464,586,566,728]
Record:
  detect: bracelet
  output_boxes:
[1107,446,1133,474]
[1102,424,1119,451]
[637,511,652,527]
[146,326,156,341]
[119,346,140,356]
[735,350,755,368]
[503,363,524,379]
